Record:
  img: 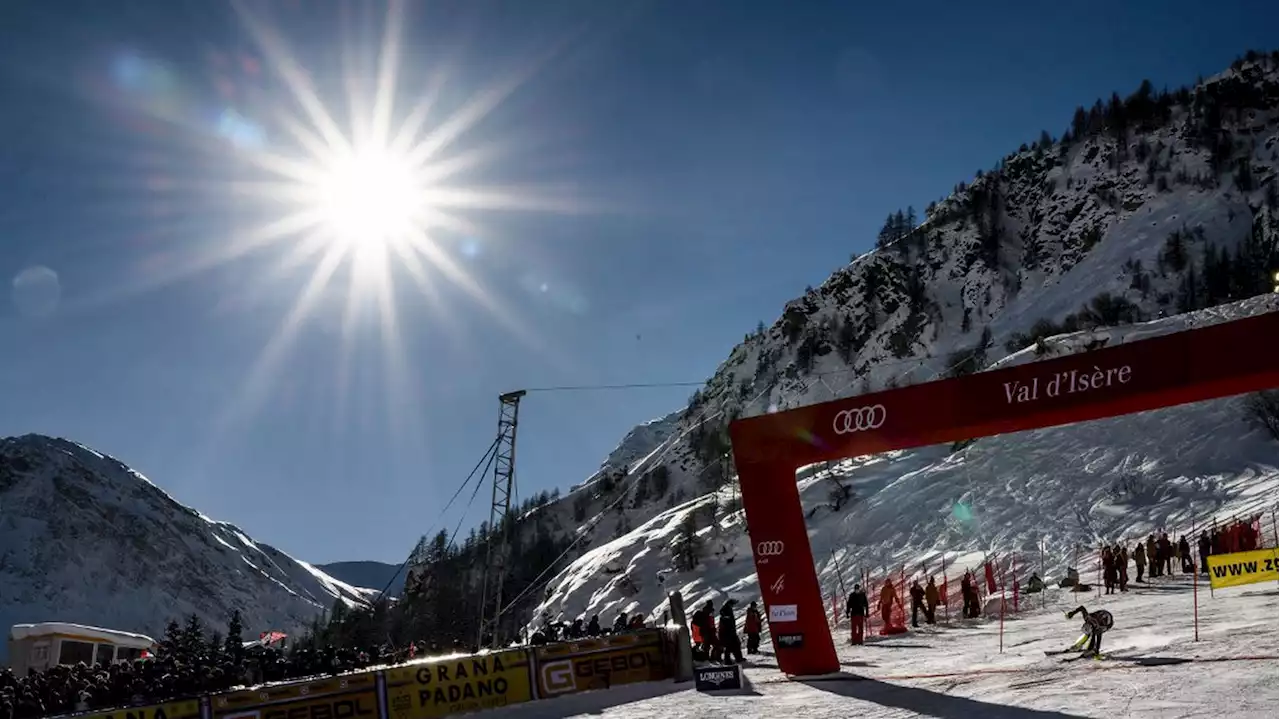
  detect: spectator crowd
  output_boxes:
[1,613,403,719]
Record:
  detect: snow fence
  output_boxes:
[50,628,682,719]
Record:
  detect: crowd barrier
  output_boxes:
[67,629,680,719]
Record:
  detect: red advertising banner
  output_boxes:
[730,310,1277,677]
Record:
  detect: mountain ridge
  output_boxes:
[0,434,376,661]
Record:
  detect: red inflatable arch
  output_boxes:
[728,310,1278,677]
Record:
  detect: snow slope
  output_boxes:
[531,294,1278,634]
[500,578,1278,718]
[509,55,1278,635]
[0,435,377,661]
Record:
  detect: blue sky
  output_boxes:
[0,0,1273,564]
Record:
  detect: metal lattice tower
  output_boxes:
[478,389,525,647]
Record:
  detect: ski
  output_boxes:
[1061,652,1108,662]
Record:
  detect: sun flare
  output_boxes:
[314,144,423,257]
[193,0,589,439]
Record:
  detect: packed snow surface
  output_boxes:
[505,577,1278,718]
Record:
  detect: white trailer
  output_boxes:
[7,622,156,674]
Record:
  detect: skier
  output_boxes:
[846,584,869,645]
[744,601,762,654]
[1064,605,1114,658]
[1198,531,1211,575]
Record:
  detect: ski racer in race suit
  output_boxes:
[1066,605,1113,656]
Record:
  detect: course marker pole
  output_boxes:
[1192,558,1199,642]
[998,561,1006,654]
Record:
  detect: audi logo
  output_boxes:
[832,404,887,435]
[757,541,785,556]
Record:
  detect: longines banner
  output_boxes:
[532,629,669,697]
[81,699,202,719]
[211,673,379,719]
[383,649,533,719]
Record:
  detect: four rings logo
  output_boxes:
[756,541,785,557]
[541,660,576,695]
[832,404,887,435]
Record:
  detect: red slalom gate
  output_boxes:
[730,310,1277,677]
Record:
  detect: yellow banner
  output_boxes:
[384,649,532,719]
[1207,547,1280,589]
[79,700,201,719]
[532,630,669,697]
[210,672,380,719]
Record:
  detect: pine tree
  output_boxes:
[208,631,224,659]
[225,609,245,662]
[181,614,204,659]
[160,620,182,659]
[876,214,896,249]
[649,465,671,498]
[1038,129,1052,148]
[631,472,650,508]
[671,514,700,572]
[1177,263,1200,312]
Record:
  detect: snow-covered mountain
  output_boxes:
[0,434,376,661]
[510,54,1279,633]
[317,561,404,596]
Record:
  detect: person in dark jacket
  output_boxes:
[845,584,869,645]
[909,580,926,628]
[744,601,762,654]
[716,601,744,664]
[1198,531,1212,575]
[586,614,602,636]
[1158,533,1173,576]
[1178,535,1193,573]
[1133,542,1146,583]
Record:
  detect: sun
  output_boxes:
[314,144,423,259]
[189,0,592,440]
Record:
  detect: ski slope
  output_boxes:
[533,295,1279,637]
[510,577,1278,718]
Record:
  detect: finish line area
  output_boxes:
[490,576,1277,719]
[742,570,1280,711]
